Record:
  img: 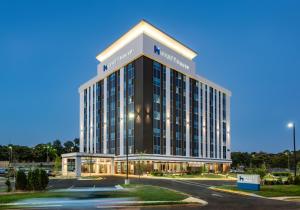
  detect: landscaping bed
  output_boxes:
[215,184,300,197]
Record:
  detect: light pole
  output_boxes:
[8,146,12,166]
[45,145,50,163]
[287,122,297,177]
[8,146,15,191]
[285,151,290,172]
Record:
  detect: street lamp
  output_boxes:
[287,122,297,177]
[45,145,50,163]
[8,146,15,191]
[8,146,12,166]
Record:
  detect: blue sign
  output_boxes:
[237,174,260,191]
[154,45,160,55]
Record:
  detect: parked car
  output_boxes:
[0,168,7,176]
[45,170,56,177]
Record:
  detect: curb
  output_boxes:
[209,186,262,197]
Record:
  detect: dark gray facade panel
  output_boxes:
[134,56,153,154]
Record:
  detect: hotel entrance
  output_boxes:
[81,157,112,175]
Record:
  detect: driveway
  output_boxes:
[46,176,300,210]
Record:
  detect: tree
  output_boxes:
[5,179,12,192]
[16,170,27,190]
[73,138,80,152]
[63,141,75,153]
[52,140,63,156]
[53,156,62,173]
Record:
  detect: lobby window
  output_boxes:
[67,159,75,172]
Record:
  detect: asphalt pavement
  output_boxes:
[46,176,300,210]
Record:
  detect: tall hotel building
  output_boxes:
[62,20,231,177]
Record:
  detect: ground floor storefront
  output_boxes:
[61,153,231,177]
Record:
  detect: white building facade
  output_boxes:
[62,20,231,177]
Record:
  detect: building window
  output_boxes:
[124,63,135,154]
[170,69,186,156]
[222,93,227,159]
[152,61,166,155]
[107,71,120,154]
[83,89,87,152]
[190,79,199,157]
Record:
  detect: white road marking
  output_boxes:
[173,179,211,188]
[212,193,223,197]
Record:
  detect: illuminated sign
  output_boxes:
[154,45,190,70]
[103,49,134,72]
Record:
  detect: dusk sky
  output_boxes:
[0,0,299,152]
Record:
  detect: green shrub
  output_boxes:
[31,169,41,190]
[287,175,294,185]
[26,169,48,191]
[39,169,49,190]
[16,170,27,190]
[5,179,12,192]
[294,175,300,185]
[151,171,163,176]
[27,170,33,190]
[272,172,290,177]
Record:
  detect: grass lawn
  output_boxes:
[0,184,188,205]
[216,184,300,197]
[121,184,188,201]
[0,192,70,204]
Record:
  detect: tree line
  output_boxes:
[0,138,79,162]
[231,150,300,169]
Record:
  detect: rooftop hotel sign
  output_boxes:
[154,45,190,71]
[97,34,195,76]
[103,49,134,72]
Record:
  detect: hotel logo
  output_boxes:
[154,45,160,55]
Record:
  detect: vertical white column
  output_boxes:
[226,95,231,160]
[207,86,210,158]
[166,67,171,156]
[120,67,124,156]
[90,85,94,153]
[198,83,201,158]
[87,87,90,153]
[103,78,107,154]
[94,84,97,154]
[202,85,206,158]
[216,90,220,159]
[79,90,84,153]
[185,77,190,157]
[220,93,224,159]
[75,156,81,177]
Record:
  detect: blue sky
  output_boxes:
[0,0,299,152]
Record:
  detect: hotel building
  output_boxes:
[62,20,232,177]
